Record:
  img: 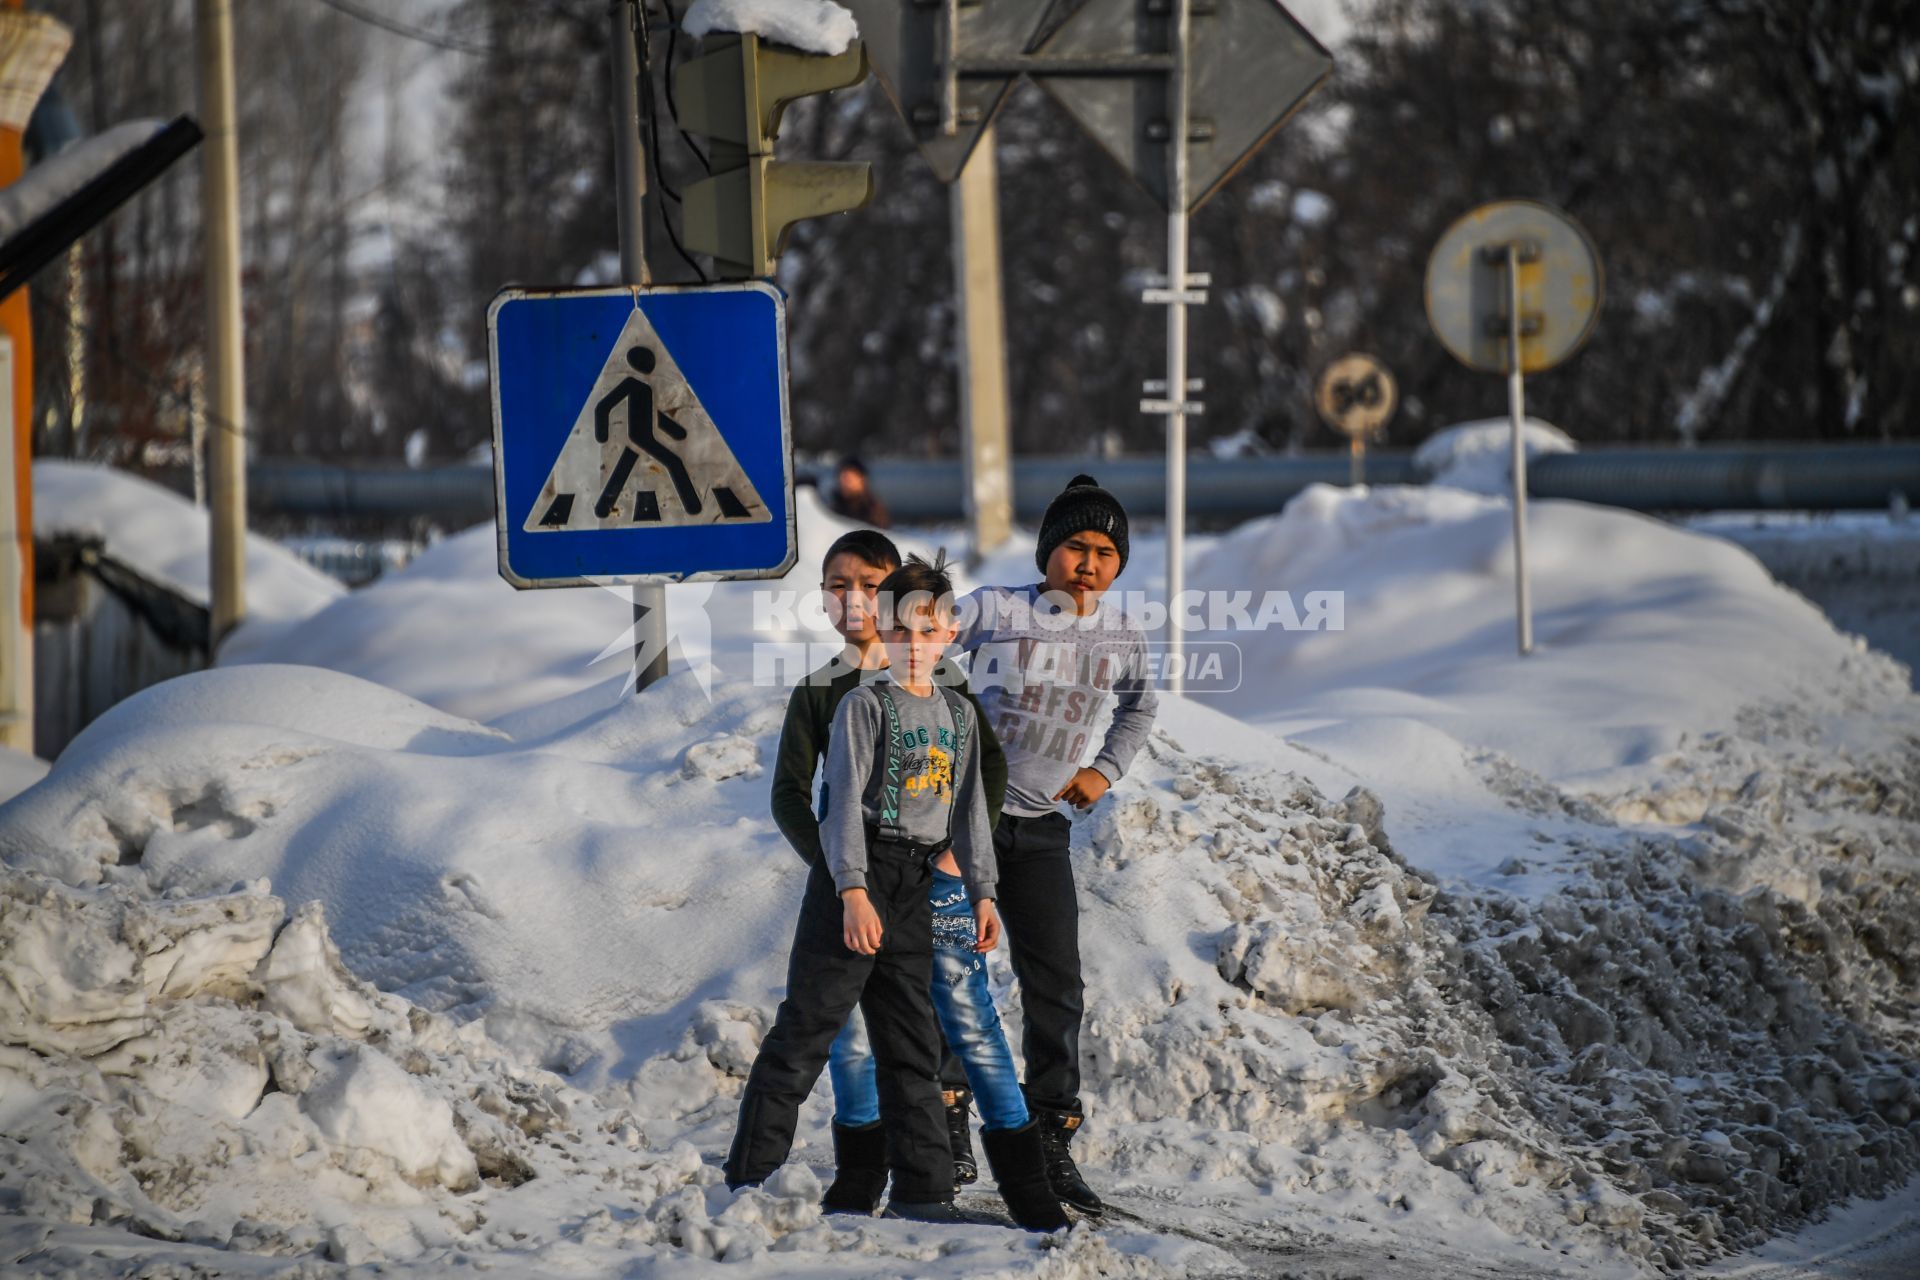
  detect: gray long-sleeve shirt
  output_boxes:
[820,675,998,904]
[954,583,1160,817]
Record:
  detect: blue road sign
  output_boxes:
[487,282,795,588]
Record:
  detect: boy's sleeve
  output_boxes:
[821,689,883,894]
[957,676,1007,830]
[952,585,991,655]
[769,687,825,865]
[952,700,999,903]
[1090,628,1160,786]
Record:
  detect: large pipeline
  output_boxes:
[226,443,1920,526]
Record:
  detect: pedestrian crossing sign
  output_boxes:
[488,282,795,587]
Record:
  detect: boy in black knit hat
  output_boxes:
[947,474,1159,1216]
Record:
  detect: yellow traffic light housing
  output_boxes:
[677,34,875,279]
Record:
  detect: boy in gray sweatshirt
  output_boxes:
[949,474,1159,1216]
[724,556,1004,1224]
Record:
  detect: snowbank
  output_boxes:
[5,652,1915,1273]
[0,746,48,805]
[683,0,858,56]
[31,460,343,644]
[223,486,943,723]
[1413,417,1578,494]
[1184,482,1907,786]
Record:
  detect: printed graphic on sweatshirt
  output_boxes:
[972,638,1141,764]
[898,729,957,804]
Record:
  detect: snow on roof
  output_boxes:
[31,459,344,626]
[682,0,857,56]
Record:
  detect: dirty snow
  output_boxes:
[3,474,1917,1277]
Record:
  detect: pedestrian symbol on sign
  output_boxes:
[523,306,771,533]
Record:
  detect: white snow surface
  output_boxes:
[3,479,1918,1276]
[1413,416,1579,494]
[682,0,858,56]
[31,460,344,645]
[0,747,48,805]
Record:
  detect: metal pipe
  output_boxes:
[229,445,1920,526]
[196,0,246,644]
[1507,242,1532,656]
[1162,0,1192,694]
[610,0,667,692]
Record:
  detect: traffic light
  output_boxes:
[677,34,875,279]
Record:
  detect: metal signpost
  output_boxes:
[1425,199,1603,656]
[843,1,1334,692]
[1315,353,1397,485]
[488,282,796,589]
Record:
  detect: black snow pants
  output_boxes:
[724,839,954,1202]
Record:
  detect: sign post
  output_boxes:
[1425,199,1603,656]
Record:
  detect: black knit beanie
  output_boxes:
[1035,474,1130,574]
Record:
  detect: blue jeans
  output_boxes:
[828,869,1029,1132]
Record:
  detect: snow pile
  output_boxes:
[31,460,343,651]
[223,485,937,723]
[683,0,858,57]
[0,746,47,805]
[0,856,1212,1277]
[1413,417,1577,494]
[1184,481,1905,783]
[0,867,706,1263]
[6,649,1915,1272]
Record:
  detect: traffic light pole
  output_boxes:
[612,0,668,693]
[951,124,1013,564]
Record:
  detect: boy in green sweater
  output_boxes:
[766,530,1010,1200]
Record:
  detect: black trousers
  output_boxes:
[940,810,1083,1113]
[725,844,953,1202]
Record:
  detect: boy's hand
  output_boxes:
[972,899,1001,953]
[841,888,884,954]
[1053,767,1110,811]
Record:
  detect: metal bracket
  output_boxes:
[1142,286,1209,305]
[1142,377,1205,394]
[1140,398,1205,415]
[1483,238,1543,265]
[1141,272,1210,288]
[1485,313,1544,338]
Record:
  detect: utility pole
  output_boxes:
[196,0,246,645]
[950,123,1012,564]
[612,0,667,691]
[1160,0,1193,696]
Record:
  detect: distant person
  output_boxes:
[829,456,891,529]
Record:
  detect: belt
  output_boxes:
[864,821,952,861]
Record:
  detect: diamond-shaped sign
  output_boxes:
[837,0,1051,182]
[1035,0,1333,214]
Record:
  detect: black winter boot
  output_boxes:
[1035,1107,1104,1216]
[980,1121,1070,1231]
[820,1121,888,1215]
[882,1198,971,1224]
[944,1087,978,1186]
